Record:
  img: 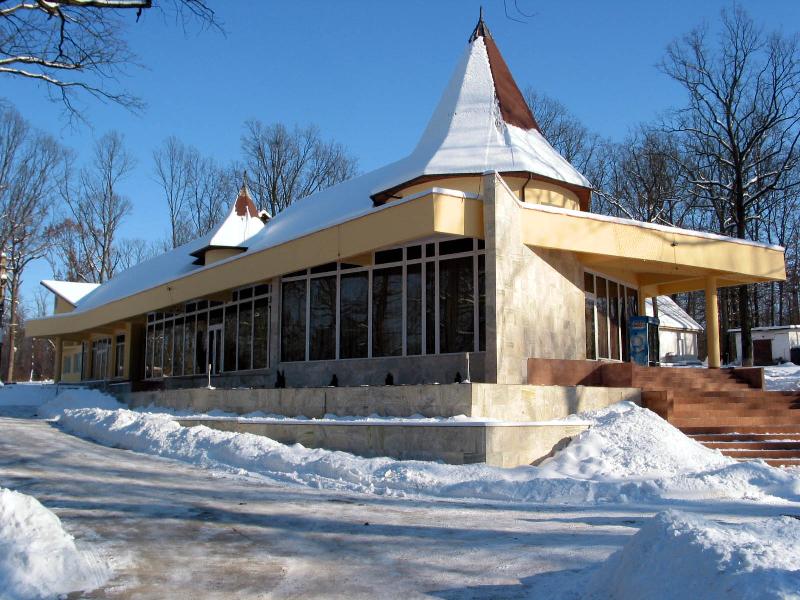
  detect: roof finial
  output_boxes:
[469,6,491,42]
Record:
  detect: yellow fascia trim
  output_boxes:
[521,204,786,284]
[27,191,484,338]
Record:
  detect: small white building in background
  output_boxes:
[645,296,703,363]
[729,325,800,366]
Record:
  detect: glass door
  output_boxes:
[207,325,223,375]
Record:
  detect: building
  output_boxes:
[645,296,703,363]
[30,18,784,400]
[729,325,800,366]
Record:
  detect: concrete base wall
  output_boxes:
[123,383,639,420]
[155,353,485,390]
[174,418,588,467]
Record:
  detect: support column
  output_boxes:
[637,290,647,316]
[705,277,721,368]
[53,337,62,383]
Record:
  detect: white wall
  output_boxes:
[733,329,796,363]
[659,329,699,361]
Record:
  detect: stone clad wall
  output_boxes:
[484,173,586,384]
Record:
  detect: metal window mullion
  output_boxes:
[435,249,440,355]
[305,277,311,362]
[367,268,373,358]
[335,269,341,359]
[402,259,407,356]
[421,261,427,356]
[473,250,479,353]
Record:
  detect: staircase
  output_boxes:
[635,366,800,468]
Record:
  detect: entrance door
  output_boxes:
[753,339,773,366]
[207,325,223,375]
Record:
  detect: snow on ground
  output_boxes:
[0,486,109,599]
[0,382,62,407]
[584,510,800,600]
[764,363,800,391]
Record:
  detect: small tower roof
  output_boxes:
[370,12,589,203]
[189,175,265,264]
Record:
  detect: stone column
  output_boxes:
[705,277,721,368]
[53,337,62,383]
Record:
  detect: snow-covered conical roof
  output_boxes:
[190,180,264,264]
[370,15,591,203]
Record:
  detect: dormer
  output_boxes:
[190,176,265,266]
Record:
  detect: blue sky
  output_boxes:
[7,0,800,304]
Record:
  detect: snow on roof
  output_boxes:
[191,183,264,257]
[40,280,100,306]
[369,32,590,200]
[646,296,703,332]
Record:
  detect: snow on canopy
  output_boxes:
[646,296,703,332]
[42,18,589,316]
[40,280,100,306]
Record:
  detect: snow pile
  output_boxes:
[0,487,108,599]
[0,383,61,407]
[765,364,800,391]
[44,391,800,505]
[37,388,123,420]
[539,402,732,480]
[586,510,800,600]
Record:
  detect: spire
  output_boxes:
[469,6,490,42]
[235,171,258,217]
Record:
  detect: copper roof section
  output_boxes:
[234,181,259,217]
[470,14,540,132]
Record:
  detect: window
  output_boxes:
[63,355,72,375]
[144,284,271,379]
[115,334,125,378]
[584,271,638,363]
[224,304,237,371]
[406,264,422,355]
[91,338,111,380]
[439,256,474,354]
[372,266,403,357]
[340,271,368,358]
[238,301,252,370]
[281,280,307,362]
[596,277,609,359]
[253,297,270,369]
[277,238,486,362]
[309,276,336,360]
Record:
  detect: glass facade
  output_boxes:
[280,237,486,362]
[145,284,271,379]
[584,271,638,361]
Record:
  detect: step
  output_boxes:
[754,458,800,468]
[716,448,800,459]
[671,409,800,418]
[690,433,800,442]
[679,425,800,435]
[700,440,800,450]
[673,417,800,429]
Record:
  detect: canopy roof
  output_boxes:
[40,280,100,306]
[646,296,703,332]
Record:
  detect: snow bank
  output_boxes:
[0,383,61,407]
[586,510,800,600]
[37,388,123,420]
[45,391,800,505]
[539,402,732,480]
[0,487,108,599]
[765,364,800,391]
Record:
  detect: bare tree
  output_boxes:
[524,88,602,180]
[0,107,65,380]
[242,121,358,217]
[0,0,217,117]
[153,136,193,248]
[662,6,800,365]
[58,130,134,282]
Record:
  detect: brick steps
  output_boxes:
[632,365,800,468]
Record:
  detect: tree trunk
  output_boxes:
[5,282,17,382]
